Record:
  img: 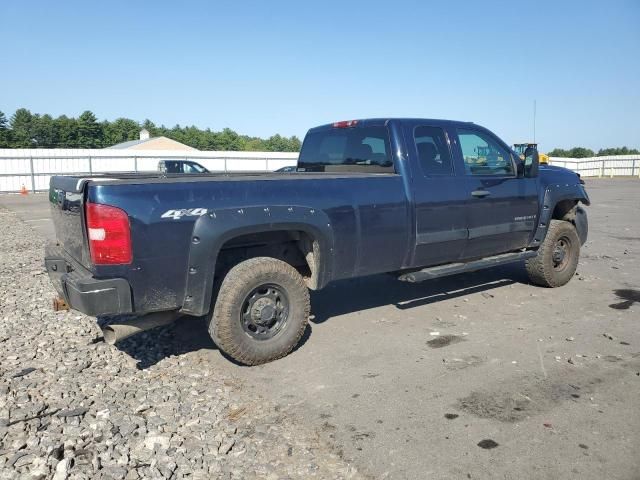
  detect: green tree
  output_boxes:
[32,114,56,147]
[243,137,264,151]
[596,146,640,156]
[103,118,140,146]
[54,115,79,147]
[0,110,10,147]
[77,110,103,148]
[141,119,158,137]
[1,108,305,151]
[548,147,595,158]
[548,148,569,157]
[265,134,288,152]
[217,128,242,150]
[183,125,205,149]
[286,135,301,152]
[567,147,594,158]
[10,108,36,147]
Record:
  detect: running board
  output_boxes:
[398,251,538,283]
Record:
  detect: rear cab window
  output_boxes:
[298,125,394,173]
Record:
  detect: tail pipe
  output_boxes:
[102,311,181,345]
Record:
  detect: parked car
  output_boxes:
[275,165,297,172]
[158,160,209,174]
[45,118,589,365]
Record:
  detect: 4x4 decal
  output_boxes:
[161,208,208,220]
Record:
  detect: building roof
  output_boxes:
[108,136,196,151]
[108,138,152,149]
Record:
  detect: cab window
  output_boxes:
[414,126,453,176]
[457,129,515,176]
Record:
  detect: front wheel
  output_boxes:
[526,220,580,287]
[208,257,310,365]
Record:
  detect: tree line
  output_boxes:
[0,108,301,152]
[547,146,639,158]
[1,108,637,157]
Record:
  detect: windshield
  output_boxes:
[183,162,208,173]
[298,126,394,173]
[513,145,527,155]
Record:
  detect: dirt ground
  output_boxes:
[1,178,638,479]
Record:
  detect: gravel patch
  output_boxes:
[0,207,360,479]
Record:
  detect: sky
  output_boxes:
[1,0,639,152]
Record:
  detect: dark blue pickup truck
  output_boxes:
[45,118,589,365]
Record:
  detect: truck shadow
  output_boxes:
[109,263,527,369]
[108,317,313,369]
[310,263,526,324]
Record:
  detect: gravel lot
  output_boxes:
[1,179,639,480]
[0,208,360,479]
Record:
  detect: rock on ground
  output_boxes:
[0,207,360,480]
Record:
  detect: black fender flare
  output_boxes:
[574,205,588,245]
[181,205,334,316]
[529,183,590,247]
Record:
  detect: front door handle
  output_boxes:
[471,189,491,198]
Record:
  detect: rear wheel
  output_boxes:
[526,220,580,287]
[208,257,310,365]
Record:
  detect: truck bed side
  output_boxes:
[49,173,411,314]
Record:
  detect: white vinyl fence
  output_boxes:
[0,149,299,193]
[1,150,636,193]
[549,155,640,178]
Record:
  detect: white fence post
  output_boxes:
[29,156,35,193]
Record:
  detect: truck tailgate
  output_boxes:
[49,176,89,267]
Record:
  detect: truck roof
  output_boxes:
[307,118,476,132]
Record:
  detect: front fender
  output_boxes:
[181,205,334,316]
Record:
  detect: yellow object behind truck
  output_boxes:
[513,143,549,164]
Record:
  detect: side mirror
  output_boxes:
[523,146,539,178]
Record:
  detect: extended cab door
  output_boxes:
[452,127,539,259]
[405,123,468,267]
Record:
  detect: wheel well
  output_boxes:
[552,199,578,222]
[215,230,321,289]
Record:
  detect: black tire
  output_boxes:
[208,257,310,365]
[526,220,580,287]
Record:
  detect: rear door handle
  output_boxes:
[471,190,491,198]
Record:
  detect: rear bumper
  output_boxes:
[45,245,133,316]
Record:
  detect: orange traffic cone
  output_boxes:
[20,185,28,195]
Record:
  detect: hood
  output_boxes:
[539,164,581,183]
[539,164,590,206]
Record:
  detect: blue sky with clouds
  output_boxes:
[1,0,638,151]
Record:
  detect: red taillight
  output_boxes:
[85,202,132,265]
[332,120,358,128]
